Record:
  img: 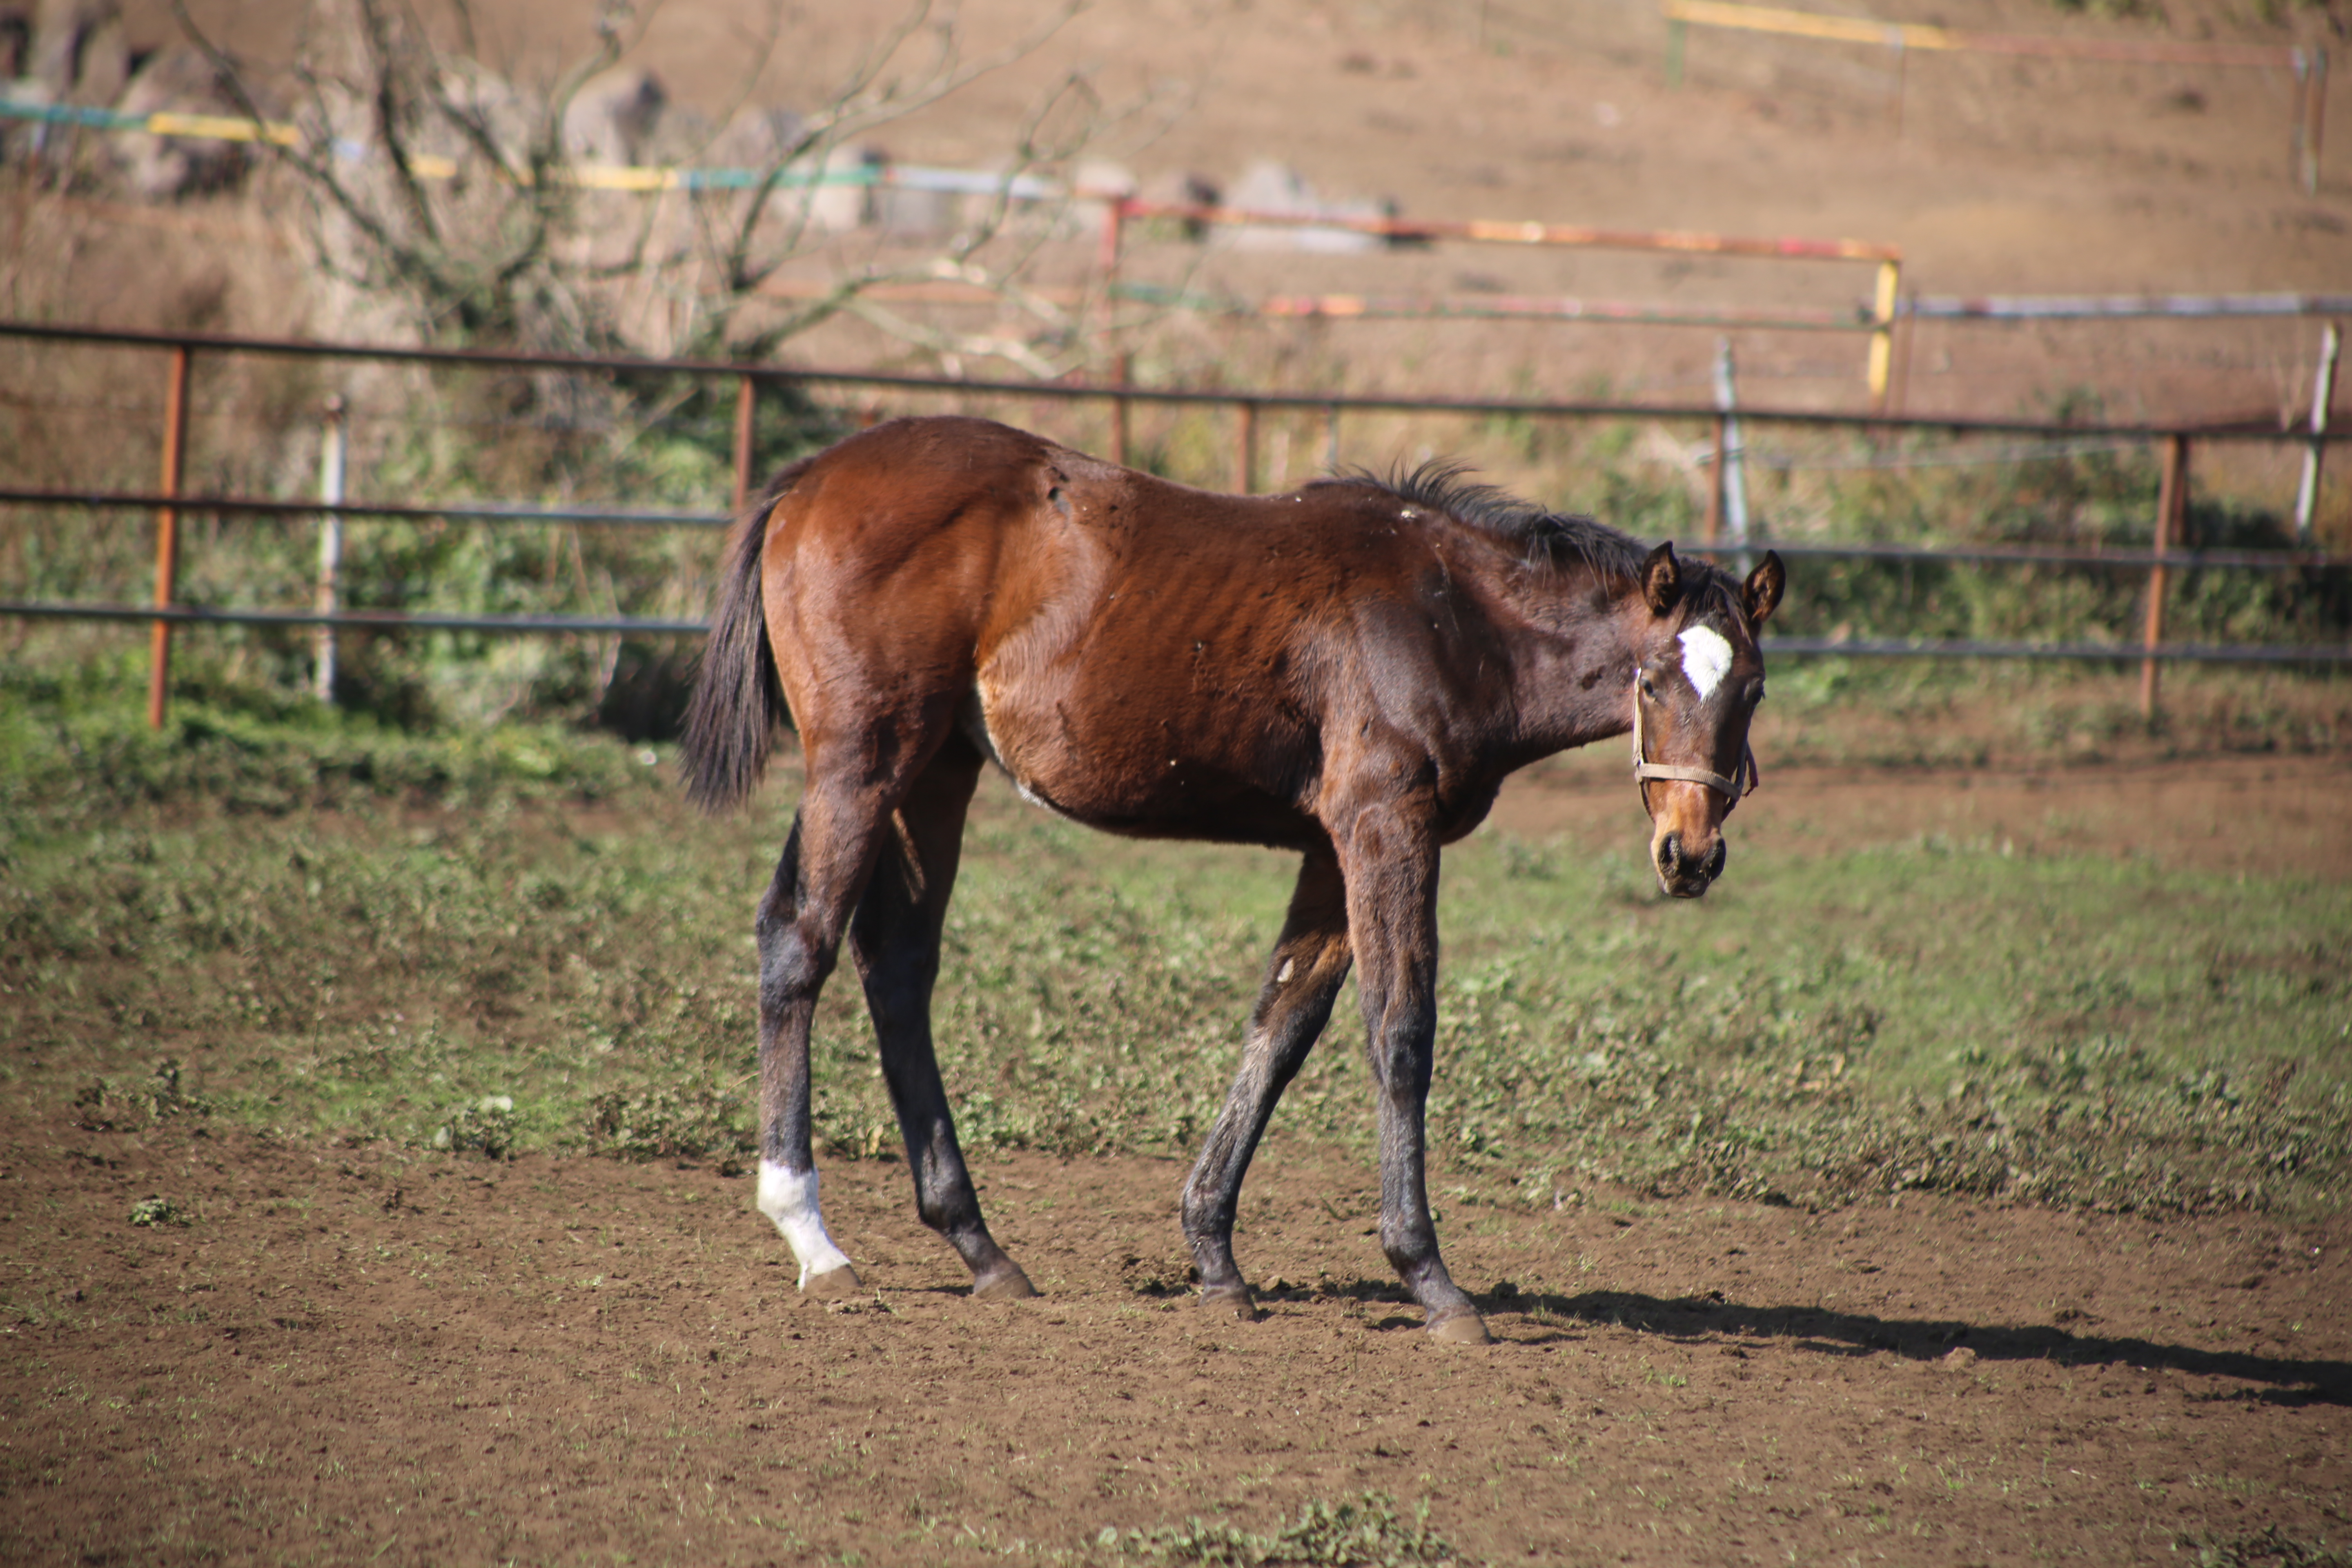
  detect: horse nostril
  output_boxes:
[1657,832,1682,874]
[1702,839,1727,880]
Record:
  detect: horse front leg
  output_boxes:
[1337,804,1489,1344]
[752,782,889,1297]
[1180,846,1352,1318]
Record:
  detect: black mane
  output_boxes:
[1318,460,1739,612]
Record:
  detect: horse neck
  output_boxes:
[1493,562,1647,760]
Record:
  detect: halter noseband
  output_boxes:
[1631,672,1759,811]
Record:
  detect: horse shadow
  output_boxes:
[1237,1276,2347,1405]
[1472,1285,2352,1408]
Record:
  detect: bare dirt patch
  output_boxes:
[1495,748,2352,882]
[4,1114,2345,1565]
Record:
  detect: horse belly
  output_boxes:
[961,501,1329,843]
[966,677,1316,845]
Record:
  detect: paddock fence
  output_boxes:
[1,319,2347,733]
[13,93,2339,418]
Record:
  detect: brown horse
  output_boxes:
[682,414,1782,1343]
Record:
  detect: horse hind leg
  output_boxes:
[848,737,1036,1300]
[1180,846,1352,1319]
[751,768,908,1297]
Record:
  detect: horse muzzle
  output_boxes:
[1652,826,1727,898]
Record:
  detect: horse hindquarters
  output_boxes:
[734,432,1048,1296]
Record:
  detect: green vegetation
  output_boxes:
[1105,1491,1461,1566]
[1525,415,2352,662]
[3,357,2344,1217]
[0,657,654,813]
[0,333,844,737]
[3,682,2345,1222]
[123,1196,192,1228]
[2174,1524,2352,1568]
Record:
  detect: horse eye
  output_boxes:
[1639,676,1657,700]
[1748,680,1767,706]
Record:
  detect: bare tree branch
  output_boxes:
[173,0,1121,374]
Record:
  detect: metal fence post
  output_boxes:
[1234,399,1257,494]
[2140,433,2189,719]
[731,373,757,515]
[1712,339,1750,557]
[1704,414,1726,546]
[1109,352,1132,468]
[314,395,347,704]
[2294,322,2341,543]
[146,344,192,731]
[1096,196,1127,372]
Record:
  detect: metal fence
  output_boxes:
[1,319,2346,731]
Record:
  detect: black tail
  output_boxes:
[679,461,810,813]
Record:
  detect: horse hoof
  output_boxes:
[1200,1284,1259,1322]
[1428,1311,1492,1345]
[972,1265,1039,1300]
[804,1264,863,1298]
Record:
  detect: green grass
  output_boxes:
[2173,1524,2352,1568]
[1102,1491,1461,1566]
[2,682,2346,1219]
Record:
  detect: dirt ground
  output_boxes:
[4,1120,2345,1564]
[1495,745,2352,882]
[4,753,2347,1566]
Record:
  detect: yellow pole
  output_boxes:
[1866,259,1900,408]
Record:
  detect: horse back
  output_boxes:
[762,416,1519,845]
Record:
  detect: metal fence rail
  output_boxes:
[1,319,2336,437]
[0,488,731,530]
[4,601,2343,665]
[2,319,2346,727]
[0,602,711,635]
[7,486,2342,571]
[1758,637,2350,664]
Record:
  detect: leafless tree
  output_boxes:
[171,0,1110,373]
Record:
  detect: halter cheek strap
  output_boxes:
[1630,674,1759,808]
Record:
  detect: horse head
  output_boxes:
[1626,542,1784,898]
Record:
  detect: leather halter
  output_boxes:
[1631,672,1758,813]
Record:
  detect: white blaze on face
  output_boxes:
[757,1160,855,1287]
[1678,625,1735,700]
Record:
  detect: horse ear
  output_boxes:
[1639,541,1681,616]
[1743,550,1785,628]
